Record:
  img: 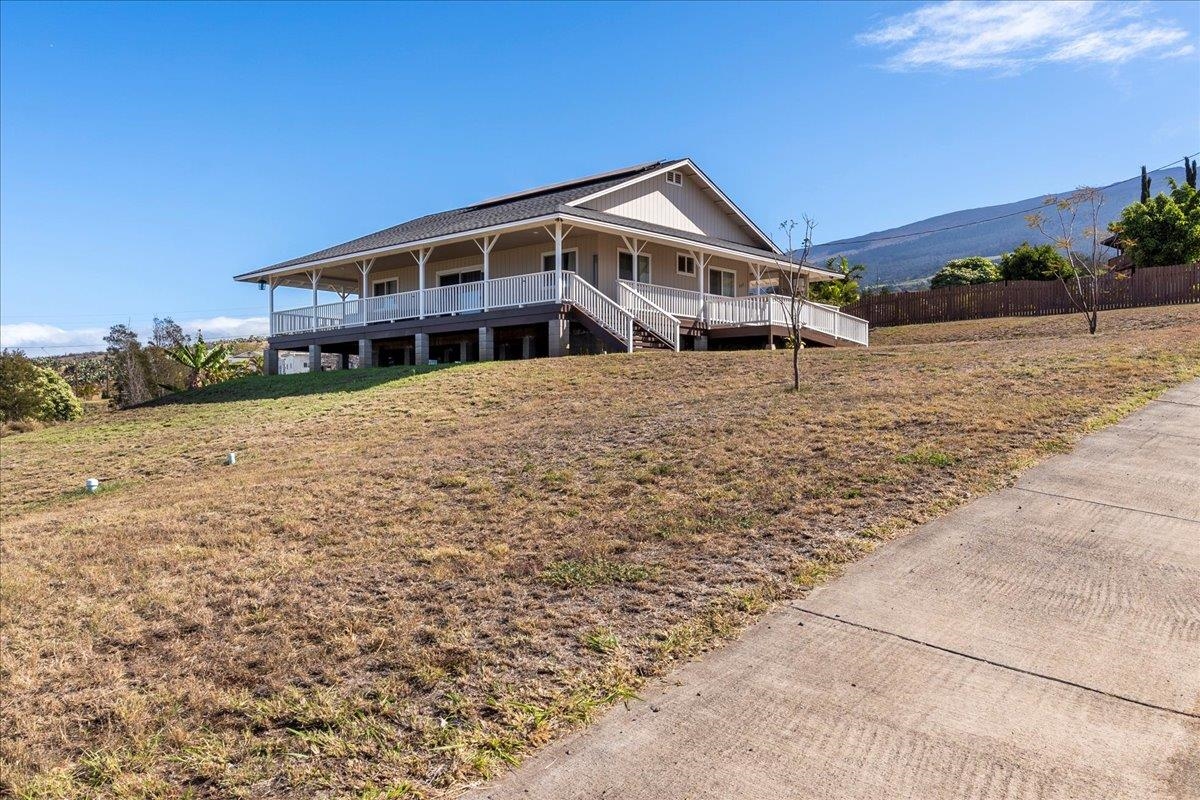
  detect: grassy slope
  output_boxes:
[3,306,1199,799]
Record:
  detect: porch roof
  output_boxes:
[235,159,834,283]
[236,161,672,280]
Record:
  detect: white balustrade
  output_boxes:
[616,282,680,350]
[267,270,868,346]
[563,273,635,350]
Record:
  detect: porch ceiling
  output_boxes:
[264,226,564,289]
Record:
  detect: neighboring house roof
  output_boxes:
[235,158,817,280]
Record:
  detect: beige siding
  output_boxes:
[361,234,601,293]
[593,235,754,299]
[345,232,759,303]
[580,172,760,247]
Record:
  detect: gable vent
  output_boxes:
[665,170,683,186]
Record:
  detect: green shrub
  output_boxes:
[930,257,1001,288]
[1000,242,1073,281]
[34,366,84,422]
[0,350,82,424]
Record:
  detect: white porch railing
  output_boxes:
[616,281,681,351]
[615,282,869,346]
[271,271,636,352]
[270,271,867,347]
[623,280,705,320]
[563,272,636,352]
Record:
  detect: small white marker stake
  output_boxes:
[226,452,237,466]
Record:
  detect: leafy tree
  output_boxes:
[1108,178,1200,269]
[148,317,191,391]
[930,256,1001,288]
[1186,156,1197,190]
[1,350,44,422]
[1140,165,1151,203]
[0,350,82,423]
[165,332,231,390]
[105,325,159,407]
[809,256,864,306]
[999,242,1073,281]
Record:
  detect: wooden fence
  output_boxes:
[842,262,1200,328]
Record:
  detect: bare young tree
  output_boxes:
[1026,187,1107,334]
[775,216,817,391]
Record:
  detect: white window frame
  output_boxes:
[540,247,579,272]
[618,248,652,284]
[435,264,485,285]
[676,253,696,276]
[708,266,737,297]
[372,278,400,296]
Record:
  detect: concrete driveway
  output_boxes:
[471,379,1200,800]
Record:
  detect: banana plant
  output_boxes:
[165,332,230,390]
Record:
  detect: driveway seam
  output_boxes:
[1011,485,1200,524]
[789,606,1200,720]
[1150,397,1200,408]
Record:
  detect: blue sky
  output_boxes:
[2,0,1197,352]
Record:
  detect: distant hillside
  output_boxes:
[812,167,1186,287]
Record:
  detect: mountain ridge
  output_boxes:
[811,167,1187,286]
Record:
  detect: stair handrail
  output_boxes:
[562,272,636,352]
[616,282,681,351]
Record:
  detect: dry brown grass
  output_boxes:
[870,303,1200,346]
[3,305,1199,799]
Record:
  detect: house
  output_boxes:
[235,159,868,373]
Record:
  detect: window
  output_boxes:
[438,268,483,287]
[618,250,651,283]
[677,254,696,276]
[372,278,399,296]
[541,249,578,272]
[665,170,683,186]
[708,267,736,297]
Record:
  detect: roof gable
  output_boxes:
[566,159,779,253]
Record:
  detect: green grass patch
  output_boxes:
[896,448,958,468]
[540,559,655,587]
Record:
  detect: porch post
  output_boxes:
[475,235,498,311]
[555,221,564,302]
[267,277,275,336]
[308,269,322,332]
[692,251,711,325]
[356,258,374,326]
[415,247,432,319]
[545,223,574,302]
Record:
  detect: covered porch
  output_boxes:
[248,216,868,370]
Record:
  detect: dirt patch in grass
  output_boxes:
[3,305,1199,798]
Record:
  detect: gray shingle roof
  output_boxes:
[237,158,815,279]
[242,161,673,277]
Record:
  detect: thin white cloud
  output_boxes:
[858,1,1194,72]
[178,316,269,340]
[0,316,268,355]
[0,323,109,352]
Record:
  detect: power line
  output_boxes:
[815,153,1199,250]
[0,305,265,322]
